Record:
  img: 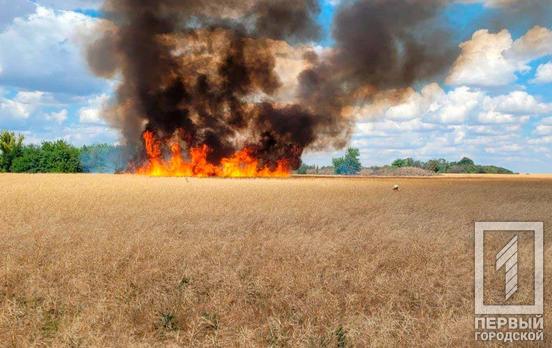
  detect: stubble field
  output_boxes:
[0,174,551,346]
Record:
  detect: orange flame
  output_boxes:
[135,131,290,177]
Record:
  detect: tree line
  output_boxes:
[0,131,125,173]
[1,130,514,175]
[296,149,514,175]
[390,157,513,174]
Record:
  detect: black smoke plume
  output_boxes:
[86,0,464,170]
[298,0,458,123]
[88,0,345,169]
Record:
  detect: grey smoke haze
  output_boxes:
[298,0,457,124]
[483,0,552,31]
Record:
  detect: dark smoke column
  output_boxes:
[298,0,457,122]
[87,0,463,171]
[86,0,352,170]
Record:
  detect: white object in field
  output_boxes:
[393,185,400,191]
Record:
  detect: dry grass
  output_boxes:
[0,174,551,347]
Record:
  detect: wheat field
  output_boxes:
[0,174,550,347]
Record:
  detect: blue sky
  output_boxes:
[0,0,551,172]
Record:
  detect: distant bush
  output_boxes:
[332,148,362,175]
[478,165,513,174]
[424,159,449,173]
[392,158,424,168]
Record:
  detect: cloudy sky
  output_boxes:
[0,0,551,172]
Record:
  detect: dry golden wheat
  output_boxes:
[0,174,550,346]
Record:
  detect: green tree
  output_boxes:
[11,145,42,173]
[41,140,82,173]
[332,148,362,175]
[392,158,418,168]
[454,157,477,173]
[458,157,475,166]
[424,159,449,173]
[392,159,405,168]
[0,131,24,172]
[11,140,82,173]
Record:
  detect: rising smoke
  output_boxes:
[85,0,468,170]
[89,0,337,169]
[298,0,458,133]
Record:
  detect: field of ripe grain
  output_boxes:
[0,174,551,346]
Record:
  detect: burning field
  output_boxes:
[84,0,473,177]
[135,131,290,177]
[1,174,551,346]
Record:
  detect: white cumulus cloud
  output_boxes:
[358,84,550,126]
[447,26,552,87]
[0,5,107,96]
[532,61,552,84]
[435,86,484,123]
[508,26,552,62]
[483,90,552,114]
[0,90,45,119]
[46,109,68,123]
[534,117,552,136]
[79,94,108,124]
[447,29,516,86]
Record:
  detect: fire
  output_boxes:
[135,131,290,178]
